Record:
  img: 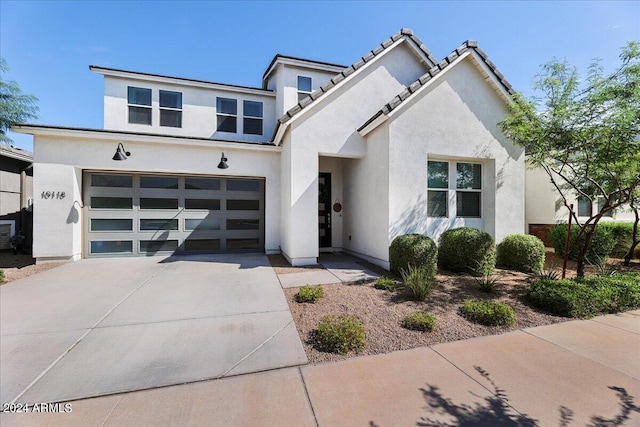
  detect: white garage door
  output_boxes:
[83,172,265,257]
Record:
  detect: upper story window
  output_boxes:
[216,97,237,133]
[597,198,613,217]
[243,101,263,135]
[159,90,182,128]
[427,160,482,218]
[127,87,152,125]
[297,76,312,102]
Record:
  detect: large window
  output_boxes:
[216,97,237,133]
[128,87,152,125]
[159,90,182,128]
[297,76,312,102]
[427,160,482,218]
[243,100,263,135]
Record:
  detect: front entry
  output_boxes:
[318,173,332,248]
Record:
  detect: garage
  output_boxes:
[83,172,265,257]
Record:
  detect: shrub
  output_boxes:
[403,311,436,332]
[548,224,616,264]
[475,274,500,293]
[389,234,438,276]
[527,273,640,318]
[497,234,545,273]
[295,285,324,303]
[460,299,516,326]
[0,269,4,283]
[315,315,365,355]
[374,277,397,291]
[438,227,496,276]
[598,222,635,258]
[401,265,439,301]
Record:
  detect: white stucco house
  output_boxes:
[14,28,525,268]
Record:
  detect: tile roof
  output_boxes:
[357,40,517,132]
[0,145,33,162]
[262,54,348,80]
[276,28,438,127]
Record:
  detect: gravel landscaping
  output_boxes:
[283,252,640,364]
[0,250,64,284]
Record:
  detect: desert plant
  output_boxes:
[403,311,436,332]
[536,266,561,281]
[389,233,438,276]
[400,265,439,301]
[528,273,640,318]
[438,227,496,276]
[315,315,365,355]
[460,299,516,326]
[374,277,397,291]
[497,234,545,273]
[0,269,4,283]
[295,285,324,303]
[548,224,616,265]
[475,273,501,293]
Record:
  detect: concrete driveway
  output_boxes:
[1,254,307,404]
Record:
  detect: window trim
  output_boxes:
[427,159,483,219]
[455,162,482,218]
[216,97,238,133]
[297,76,312,102]
[243,100,263,136]
[127,86,152,126]
[159,90,183,128]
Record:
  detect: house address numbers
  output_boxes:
[41,191,66,200]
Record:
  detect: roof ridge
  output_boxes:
[275,28,439,126]
[357,40,516,132]
[262,54,348,80]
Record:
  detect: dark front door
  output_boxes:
[318,173,332,248]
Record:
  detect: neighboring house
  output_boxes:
[526,166,636,246]
[13,28,525,268]
[0,146,33,250]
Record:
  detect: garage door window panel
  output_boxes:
[140,198,179,210]
[90,219,133,231]
[91,174,133,188]
[226,238,260,250]
[185,178,221,191]
[227,200,260,211]
[140,240,179,253]
[140,219,179,231]
[91,197,133,210]
[185,199,221,210]
[227,219,260,230]
[91,240,133,254]
[140,176,179,189]
[184,218,221,231]
[226,179,260,192]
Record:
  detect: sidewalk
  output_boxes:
[2,310,638,426]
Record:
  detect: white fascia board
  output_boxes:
[274,37,409,146]
[263,58,345,83]
[13,125,281,153]
[91,67,276,98]
[358,113,389,137]
[0,148,33,162]
[468,50,514,104]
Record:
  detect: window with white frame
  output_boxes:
[243,100,263,135]
[159,90,182,128]
[216,97,237,133]
[297,76,312,102]
[427,160,482,218]
[127,87,152,125]
[577,196,592,217]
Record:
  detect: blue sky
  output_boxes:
[1,1,638,151]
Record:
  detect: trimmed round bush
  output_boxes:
[460,299,515,326]
[548,224,616,264]
[403,311,436,332]
[295,285,324,303]
[315,315,365,355]
[497,234,545,273]
[438,227,496,276]
[389,234,438,276]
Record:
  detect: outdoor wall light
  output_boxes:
[217,152,229,169]
[112,143,131,161]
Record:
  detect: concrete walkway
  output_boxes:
[277,253,380,289]
[1,254,306,405]
[3,311,638,426]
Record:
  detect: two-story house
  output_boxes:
[14,28,525,268]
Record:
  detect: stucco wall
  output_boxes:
[280,41,428,265]
[32,133,281,262]
[387,56,525,246]
[103,77,276,143]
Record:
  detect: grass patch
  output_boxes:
[295,285,324,303]
[460,299,516,326]
[527,273,640,318]
[315,315,365,355]
[402,311,436,332]
[374,277,397,291]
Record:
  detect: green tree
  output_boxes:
[0,57,39,145]
[624,190,639,266]
[500,42,640,277]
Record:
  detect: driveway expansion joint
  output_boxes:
[591,317,640,336]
